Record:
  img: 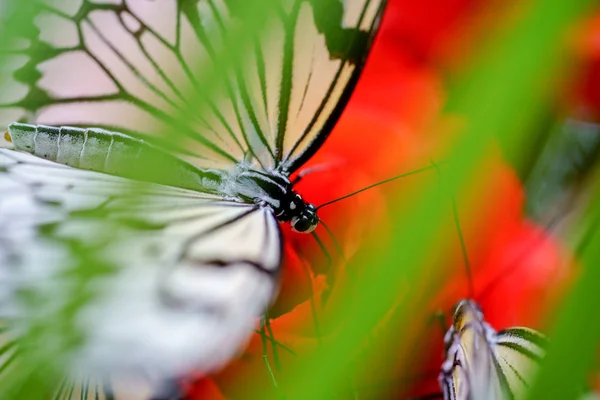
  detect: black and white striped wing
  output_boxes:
[0,148,282,397]
[491,327,547,399]
[0,0,385,172]
[440,300,546,400]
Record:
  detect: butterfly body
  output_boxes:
[5,122,318,233]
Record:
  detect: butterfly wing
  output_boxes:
[0,148,282,396]
[33,372,179,400]
[0,0,385,172]
[492,327,546,399]
[440,300,546,400]
[247,0,388,172]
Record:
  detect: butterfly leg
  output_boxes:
[317,219,356,281]
[259,316,280,390]
[263,311,281,370]
[292,238,324,344]
[313,221,360,305]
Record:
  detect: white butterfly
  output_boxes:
[440,299,547,400]
[0,0,387,397]
[436,195,547,400]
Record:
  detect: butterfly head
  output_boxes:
[226,166,319,233]
[270,189,318,233]
[451,299,484,330]
[290,199,318,233]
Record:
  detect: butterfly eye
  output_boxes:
[291,216,317,233]
[291,207,318,233]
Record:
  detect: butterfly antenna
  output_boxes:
[316,162,444,210]
[451,196,475,300]
[430,159,475,300]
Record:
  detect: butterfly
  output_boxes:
[439,299,547,400]
[438,199,548,400]
[0,0,387,398]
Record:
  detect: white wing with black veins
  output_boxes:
[0,0,385,172]
[0,148,282,398]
